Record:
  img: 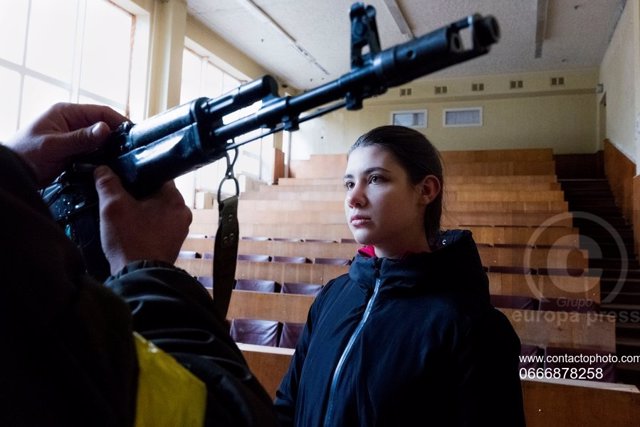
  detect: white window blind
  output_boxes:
[443,107,483,127]
[391,110,427,128]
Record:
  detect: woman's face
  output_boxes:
[343,144,436,258]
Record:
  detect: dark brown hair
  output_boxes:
[348,125,444,244]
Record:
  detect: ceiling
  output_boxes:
[186,0,626,91]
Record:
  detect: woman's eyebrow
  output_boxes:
[344,167,391,180]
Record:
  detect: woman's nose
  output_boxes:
[346,183,366,208]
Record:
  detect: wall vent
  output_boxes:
[509,80,524,89]
[434,85,448,94]
[399,88,413,96]
[471,83,485,92]
[550,76,565,86]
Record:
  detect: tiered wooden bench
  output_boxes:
[181,238,589,274]
[279,174,560,187]
[189,201,573,230]
[185,223,582,250]
[287,149,558,179]
[177,257,599,302]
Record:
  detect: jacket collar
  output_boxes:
[349,229,489,300]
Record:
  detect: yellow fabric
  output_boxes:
[133,332,206,427]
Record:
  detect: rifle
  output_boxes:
[43,3,499,293]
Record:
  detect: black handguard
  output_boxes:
[43,3,500,281]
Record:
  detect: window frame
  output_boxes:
[390,109,428,129]
[442,107,483,128]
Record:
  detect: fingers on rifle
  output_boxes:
[94,166,126,205]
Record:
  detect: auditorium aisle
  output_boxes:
[558,163,640,388]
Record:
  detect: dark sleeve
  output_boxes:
[0,145,137,427]
[105,262,279,427]
[454,308,526,427]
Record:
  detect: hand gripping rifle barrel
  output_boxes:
[44,4,499,280]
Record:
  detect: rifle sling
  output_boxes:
[212,195,239,318]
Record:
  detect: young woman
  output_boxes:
[274,125,525,426]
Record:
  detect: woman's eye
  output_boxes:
[344,181,354,190]
[368,175,381,184]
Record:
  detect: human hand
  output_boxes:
[6,102,127,187]
[94,165,192,275]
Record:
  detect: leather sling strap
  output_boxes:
[212,194,239,318]
[212,149,240,318]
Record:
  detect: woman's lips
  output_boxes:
[350,215,371,226]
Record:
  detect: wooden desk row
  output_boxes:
[232,199,569,213]
[176,259,600,302]
[289,155,556,179]
[255,181,563,193]
[278,174,560,187]
[194,199,570,214]
[177,258,347,286]
[189,206,572,235]
[212,223,580,244]
[241,188,566,202]
[178,241,588,270]
[189,211,575,235]
[184,225,581,249]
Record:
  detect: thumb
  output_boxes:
[94,165,125,202]
[61,122,112,156]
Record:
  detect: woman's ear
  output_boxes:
[418,175,441,205]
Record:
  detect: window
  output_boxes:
[0,0,138,141]
[391,110,427,128]
[443,107,483,127]
[178,46,272,207]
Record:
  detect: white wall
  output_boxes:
[600,0,639,168]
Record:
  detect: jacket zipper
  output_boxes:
[323,263,382,426]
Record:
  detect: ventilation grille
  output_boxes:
[510,80,523,89]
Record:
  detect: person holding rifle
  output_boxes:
[0,102,277,427]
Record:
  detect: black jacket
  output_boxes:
[274,230,525,427]
[0,145,276,427]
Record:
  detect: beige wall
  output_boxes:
[289,69,599,159]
